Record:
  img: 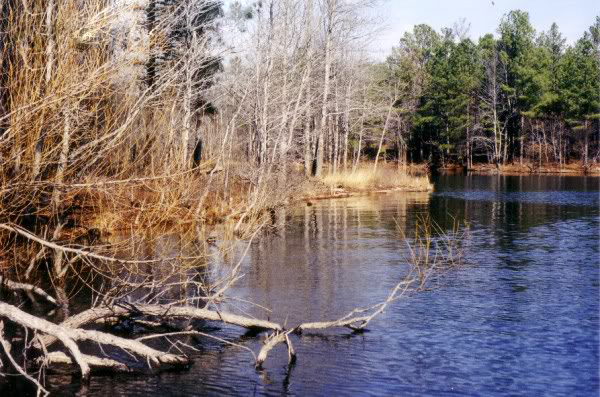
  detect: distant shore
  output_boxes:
[423,162,600,175]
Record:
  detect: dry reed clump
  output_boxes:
[397,214,470,289]
[322,166,433,192]
[80,173,260,234]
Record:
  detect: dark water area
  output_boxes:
[45,174,600,396]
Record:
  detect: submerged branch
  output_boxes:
[0,321,50,396]
[0,276,58,306]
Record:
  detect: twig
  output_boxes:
[0,321,50,397]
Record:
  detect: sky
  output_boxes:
[370,0,599,59]
[222,0,599,60]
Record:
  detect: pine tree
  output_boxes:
[558,31,600,165]
[497,10,537,162]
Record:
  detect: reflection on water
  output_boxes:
[52,174,599,396]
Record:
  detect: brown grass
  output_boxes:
[322,166,433,192]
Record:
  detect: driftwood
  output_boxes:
[255,330,296,369]
[36,303,282,350]
[0,302,189,379]
[0,264,433,378]
[38,351,131,373]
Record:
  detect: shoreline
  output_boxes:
[300,186,432,203]
[296,166,434,203]
[432,162,600,175]
[466,163,600,175]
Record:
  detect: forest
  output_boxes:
[0,0,598,394]
[387,12,600,169]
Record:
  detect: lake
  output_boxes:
[48,173,600,396]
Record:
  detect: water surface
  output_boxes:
[52,174,600,396]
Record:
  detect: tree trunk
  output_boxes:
[182,54,193,168]
[520,116,524,165]
[303,0,314,177]
[304,113,312,177]
[314,0,335,177]
[584,120,589,167]
[353,116,364,173]
[466,125,471,169]
[374,94,396,172]
[332,116,339,174]
[542,121,549,164]
[493,107,499,165]
[343,84,350,171]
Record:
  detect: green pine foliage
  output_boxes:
[384,11,600,166]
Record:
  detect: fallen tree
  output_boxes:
[0,213,468,395]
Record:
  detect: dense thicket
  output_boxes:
[384,12,600,168]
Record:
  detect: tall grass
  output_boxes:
[322,166,433,191]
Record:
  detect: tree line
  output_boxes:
[383,12,600,168]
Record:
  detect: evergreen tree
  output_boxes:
[382,11,599,167]
[497,10,537,161]
[446,37,480,165]
[387,24,440,162]
[558,31,600,164]
[536,23,566,116]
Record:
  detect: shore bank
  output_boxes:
[466,162,600,175]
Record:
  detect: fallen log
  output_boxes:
[37,304,283,350]
[0,302,189,379]
[37,351,131,374]
[0,302,91,379]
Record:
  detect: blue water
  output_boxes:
[46,173,600,396]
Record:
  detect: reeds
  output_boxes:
[322,165,433,191]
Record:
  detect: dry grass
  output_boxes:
[322,166,433,192]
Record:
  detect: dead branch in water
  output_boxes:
[0,276,58,306]
[35,303,282,351]
[0,223,194,265]
[0,302,189,378]
[37,351,131,374]
[0,321,50,397]
[0,216,469,382]
[255,330,296,369]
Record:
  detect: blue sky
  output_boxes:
[371,0,599,58]
[222,0,598,59]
